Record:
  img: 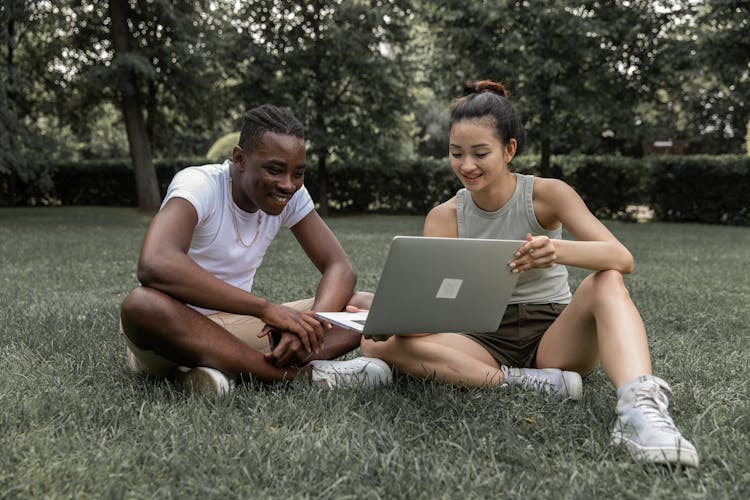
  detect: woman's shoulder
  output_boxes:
[428,196,457,217]
[424,196,458,237]
[531,176,577,202]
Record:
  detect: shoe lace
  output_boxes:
[633,384,678,431]
[504,366,554,392]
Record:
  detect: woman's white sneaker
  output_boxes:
[611,375,699,467]
[500,365,583,400]
[309,356,393,389]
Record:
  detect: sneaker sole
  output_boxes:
[177,367,233,395]
[612,432,700,467]
[311,357,393,389]
[560,371,583,401]
[360,357,393,387]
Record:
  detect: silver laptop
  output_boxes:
[315,236,522,336]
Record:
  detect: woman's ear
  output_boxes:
[504,138,517,162]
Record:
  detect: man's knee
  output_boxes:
[121,286,162,321]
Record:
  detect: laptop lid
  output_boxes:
[317,236,522,335]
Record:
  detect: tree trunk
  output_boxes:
[316,151,329,217]
[108,0,161,212]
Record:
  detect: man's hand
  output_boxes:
[257,303,327,353]
[263,331,315,367]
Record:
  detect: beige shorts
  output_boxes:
[120,298,315,377]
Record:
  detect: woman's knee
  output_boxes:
[360,336,385,358]
[581,270,629,297]
[349,291,374,310]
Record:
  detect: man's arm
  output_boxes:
[138,198,325,351]
[262,210,358,366]
[138,198,271,315]
[290,210,357,312]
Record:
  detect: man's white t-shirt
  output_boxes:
[161,160,315,314]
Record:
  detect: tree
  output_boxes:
[425,0,669,173]
[4,1,229,209]
[688,0,749,152]
[108,0,160,211]
[229,0,417,215]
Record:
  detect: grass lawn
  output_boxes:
[0,207,748,499]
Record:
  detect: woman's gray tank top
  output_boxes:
[456,173,571,304]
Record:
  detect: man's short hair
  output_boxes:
[239,104,304,151]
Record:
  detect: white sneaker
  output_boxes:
[309,356,393,389]
[501,365,583,400]
[126,348,144,373]
[175,366,234,396]
[612,375,699,467]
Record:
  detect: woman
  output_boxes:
[361,80,698,467]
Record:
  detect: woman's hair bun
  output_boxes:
[462,80,507,98]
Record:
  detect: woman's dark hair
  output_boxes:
[450,80,525,155]
[239,104,304,151]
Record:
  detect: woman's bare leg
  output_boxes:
[535,270,652,387]
[361,333,504,387]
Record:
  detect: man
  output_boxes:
[120,104,391,394]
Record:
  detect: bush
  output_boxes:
[305,158,461,214]
[38,158,205,206]
[564,155,651,220]
[2,155,749,225]
[648,155,750,225]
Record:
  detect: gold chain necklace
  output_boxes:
[228,175,263,248]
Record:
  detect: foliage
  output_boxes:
[423,0,669,172]
[206,132,240,162]
[0,0,54,193]
[0,158,201,207]
[4,155,749,226]
[3,0,749,196]
[646,0,750,155]
[227,0,419,213]
[649,155,750,225]
[1,209,748,497]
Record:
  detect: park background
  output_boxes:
[1,1,749,499]
[1,0,749,220]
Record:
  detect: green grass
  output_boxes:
[1,207,748,499]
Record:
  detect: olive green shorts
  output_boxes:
[461,303,567,369]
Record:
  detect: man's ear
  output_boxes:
[232,145,245,168]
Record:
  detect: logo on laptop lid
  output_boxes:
[435,278,463,299]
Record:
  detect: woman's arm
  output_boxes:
[511,178,634,274]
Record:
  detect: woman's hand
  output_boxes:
[508,233,558,273]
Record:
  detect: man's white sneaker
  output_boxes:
[309,356,393,389]
[126,348,144,373]
[501,365,583,400]
[175,366,234,396]
[612,375,699,467]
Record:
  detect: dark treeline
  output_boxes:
[1,0,748,211]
